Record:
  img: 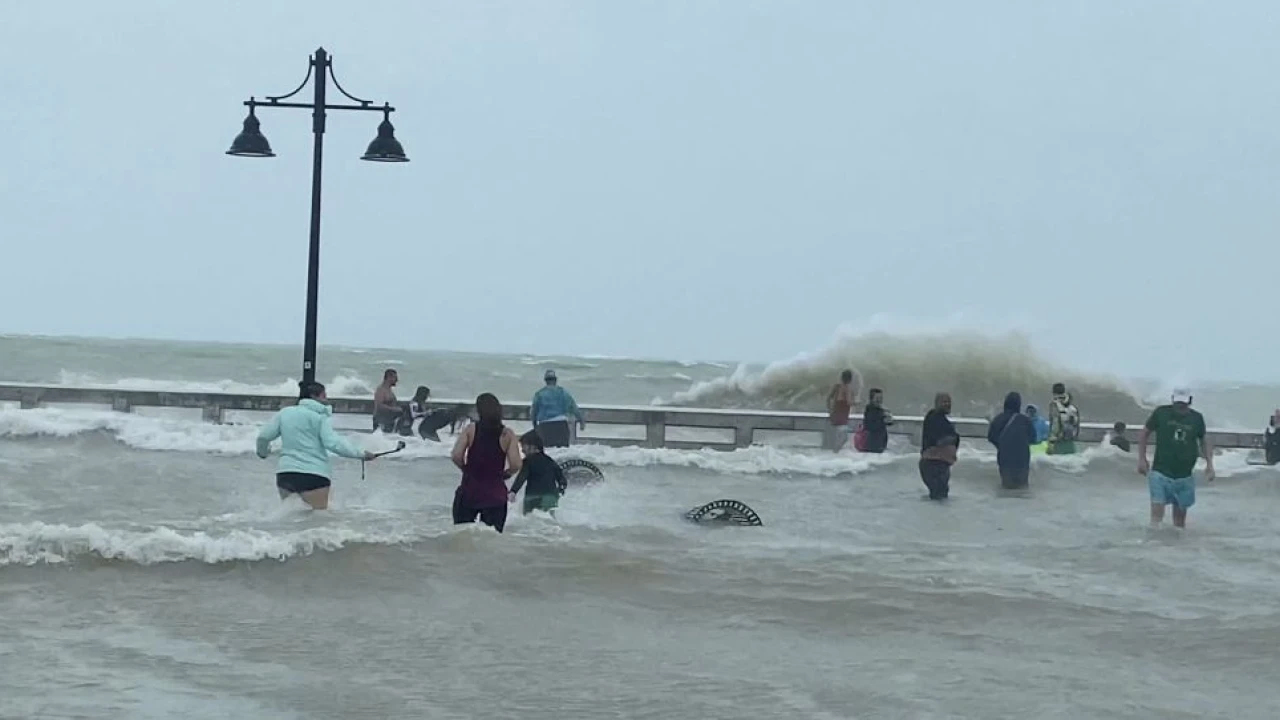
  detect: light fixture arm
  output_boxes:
[237,48,395,115]
[264,59,315,103]
[328,61,374,107]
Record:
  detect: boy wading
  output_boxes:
[509,430,568,515]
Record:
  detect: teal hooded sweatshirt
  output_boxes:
[256,398,366,479]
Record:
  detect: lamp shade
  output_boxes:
[226,111,275,158]
[361,116,408,162]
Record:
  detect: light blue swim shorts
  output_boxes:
[1148,469,1195,509]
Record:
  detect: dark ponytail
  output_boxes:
[475,393,503,430]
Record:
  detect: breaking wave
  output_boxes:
[662,328,1153,423]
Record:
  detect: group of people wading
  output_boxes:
[828,371,1221,528]
[254,363,1256,533]
[371,368,586,447]
[256,370,579,530]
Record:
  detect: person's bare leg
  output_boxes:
[1172,506,1187,529]
[299,487,330,510]
[1150,503,1166,526]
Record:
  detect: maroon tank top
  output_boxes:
[458,424,509,508]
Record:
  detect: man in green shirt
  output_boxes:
[1138,389,1215,528]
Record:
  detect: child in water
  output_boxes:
[509,430,568,515]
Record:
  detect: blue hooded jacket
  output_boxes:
[1025,404,1050,443]
[531,384,584,425]
[987,392,1037,470]
[256,398,366,479]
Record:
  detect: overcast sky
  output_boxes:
[1,1,1277,381]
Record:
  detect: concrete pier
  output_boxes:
[0,382,1266,452]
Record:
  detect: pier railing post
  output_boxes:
[202,405,224,424]
[645,411,665,448]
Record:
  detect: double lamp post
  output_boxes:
[226,47,408,388]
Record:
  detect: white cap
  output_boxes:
[1171,388,1193,404]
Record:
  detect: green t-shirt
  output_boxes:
[1144,405,1206,478]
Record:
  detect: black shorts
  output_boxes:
[536,420,572,448]
[277,472,331,494]
[451,493,508,533]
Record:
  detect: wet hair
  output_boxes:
[519,429,545,451]
[869,387,883,398]
[475,393,503,430]
[1052,382,1066,395]
[413,385,430,402]
[1113,421,1127,432]
[383,368,397,380]
[298,381,326,400]
[840,369,854,383]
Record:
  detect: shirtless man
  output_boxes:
[372,369,404,432]
[826,369,859,451]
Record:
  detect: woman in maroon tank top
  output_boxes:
[450,393,522,532]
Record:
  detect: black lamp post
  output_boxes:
[227,47,408,388]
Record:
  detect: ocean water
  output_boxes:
[3,333,1280,719]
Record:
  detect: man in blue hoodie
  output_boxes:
[256,382,375,510]
[531,369,586,447]
[987,391,1038,490]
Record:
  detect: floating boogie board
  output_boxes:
[1030,442,1048,455]
[683,499,763,527]
[558,458,605,486]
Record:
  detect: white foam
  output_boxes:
[54,370,374,398]
[1,406,1266,480]
[0,521,432,566]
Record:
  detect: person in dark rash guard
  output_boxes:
[508,430,568,515]
[450,393,522,532]
[919,392,959,500]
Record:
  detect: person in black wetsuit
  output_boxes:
[860,388,894,453]
[919,392,959,500]
[508,430,568,515]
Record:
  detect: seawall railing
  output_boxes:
[0,383,1266,452]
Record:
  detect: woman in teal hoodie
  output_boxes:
[256,381,375,509]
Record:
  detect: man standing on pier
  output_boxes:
[373,369,404,433]
[531,369,585,447]
[826,369,859,451]
[1138,388,1214,529]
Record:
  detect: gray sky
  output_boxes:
[2,1,1278,381]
